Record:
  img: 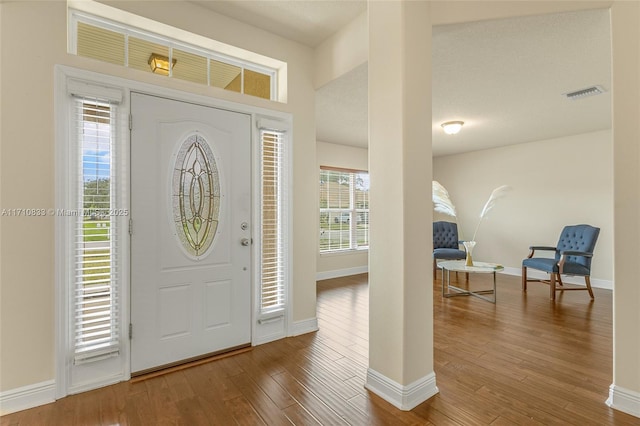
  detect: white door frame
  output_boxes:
[55,65,292,398]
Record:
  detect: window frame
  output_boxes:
[319,167,370,254]
[68,9,278,101]
[55,72,129,397]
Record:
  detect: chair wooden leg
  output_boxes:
[550,273,556,300]
[433,258,437,280]
[522,266,527,291]
[557,274,564,286]
[585,276,595,299]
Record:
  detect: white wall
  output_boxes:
[0,0,316,393]
[314,9,369,281]
[433,130,613,283]
[314,11,367,89]
[316,141,368,279]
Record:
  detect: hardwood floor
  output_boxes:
[2,272,638,425]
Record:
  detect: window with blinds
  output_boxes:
[73,97,120,363]
[260,129,287,314]
[319,167,370,252]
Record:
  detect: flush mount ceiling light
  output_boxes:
[563,85,606,101]
[148,53,176,75]
[441,121,464,135]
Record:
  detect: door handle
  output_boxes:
[241,238,251,246]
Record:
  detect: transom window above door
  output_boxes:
[68,7,285,101]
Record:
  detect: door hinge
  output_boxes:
[129,114,133,131]
[129,218,133,236]
[129,323,133,339]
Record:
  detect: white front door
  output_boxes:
[130,93,251,374]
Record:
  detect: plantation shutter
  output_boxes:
[69,81,122,363]
[260,128,287,314]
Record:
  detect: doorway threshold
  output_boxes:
[130,343,252,382]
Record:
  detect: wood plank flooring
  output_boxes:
[2,272,639,425]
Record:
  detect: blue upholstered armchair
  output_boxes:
[433,221,466,280]
[522,224,600,300]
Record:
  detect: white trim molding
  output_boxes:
[0,380,55,415]
[501,266,613,290]
[365,368,439,411]
[606,384,640,419]
[254,312,287,346]
[55,65,292,400]
[289,317,319,337]
[55,66,130,398]
[316,265,369,281]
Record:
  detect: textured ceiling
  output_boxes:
[191,0,367,47]
[431,8,611,156]
[192,2,612,157]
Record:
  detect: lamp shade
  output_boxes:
[441,121,464,135]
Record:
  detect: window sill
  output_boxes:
[320,248,369,257]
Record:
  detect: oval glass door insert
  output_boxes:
[172,133,220,257]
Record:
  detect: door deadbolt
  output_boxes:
[241,238,250,246]
[241,222,249,230]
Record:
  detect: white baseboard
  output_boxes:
[365,368,438,411]
[0,380,55,415]
[67,374,126,396]
[606,384,640,419]
[316,266,368,281]
[502,266,613,290]
[253,331,286,346]
[289,317,319,337]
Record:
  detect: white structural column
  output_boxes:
[366,0,437,410]
[608,0,640,419]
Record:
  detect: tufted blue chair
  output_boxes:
[433,221,467,281]
[522,224,600,300]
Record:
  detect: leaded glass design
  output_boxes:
[173,134,220,257]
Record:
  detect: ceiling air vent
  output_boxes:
[563,85,605,100]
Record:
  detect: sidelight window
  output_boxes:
[72,95,122,363]
[259,128,288,314]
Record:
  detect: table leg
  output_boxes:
[492,271,497,303]
[442,269,496,303]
